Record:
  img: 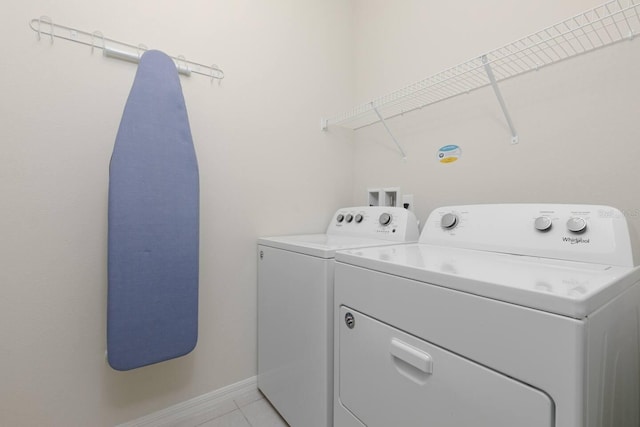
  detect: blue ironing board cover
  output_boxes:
[107,50,199,371]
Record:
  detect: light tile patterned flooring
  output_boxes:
[180,389,289,427]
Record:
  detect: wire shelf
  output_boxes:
[322,0,640,131]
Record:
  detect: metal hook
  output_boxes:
[211,63,222,85]
[37,16,54,44]
[91,31,105,54]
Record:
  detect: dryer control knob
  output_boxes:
[355,214,364,223]
[534,216,552,232]
[379,213,392,226]
[567,217,587,233]
[345,214,354,223]
[336,214,344,223]
[441,213,458,229]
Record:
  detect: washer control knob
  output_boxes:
[345,214,354,223]
[441,213,458,229]
[379,213,392,226]
[567,217,587,233]
[534,216,552,232]
[336,214,344,223]
[355,214,364,223]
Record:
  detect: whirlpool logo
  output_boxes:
[563,237,591,244]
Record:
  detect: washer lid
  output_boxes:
[258,234,407,259]
[336,243,640,318]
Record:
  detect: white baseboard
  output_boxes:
[117,376,258,427]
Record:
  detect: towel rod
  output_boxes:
[29,16,224,81]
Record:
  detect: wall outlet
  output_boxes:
[402,194,414,211]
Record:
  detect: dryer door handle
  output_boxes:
[390,338,433,374]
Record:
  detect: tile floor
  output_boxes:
[178,389,289,427]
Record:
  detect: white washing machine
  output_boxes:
[258,206,419,427]
[334,204,640,427]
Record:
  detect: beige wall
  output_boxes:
[0,1,354,425]
[3,0,639,425]
[350,0,640,257]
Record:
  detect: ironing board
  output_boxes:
[107,50,199,371]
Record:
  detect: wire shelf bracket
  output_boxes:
[29,16,224,82]
[372,105,407,160]
[482,55,519,144]
[321,0,640,154]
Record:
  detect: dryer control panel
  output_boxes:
[327,206,419,242]
[421,204,634,267]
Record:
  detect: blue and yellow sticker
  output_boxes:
[437,145,461,163]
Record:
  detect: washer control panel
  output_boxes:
[328,206,419,242]
[422,204,633,267]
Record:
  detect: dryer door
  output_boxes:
[338,306,554,427]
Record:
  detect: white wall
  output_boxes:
[350,0,640,254]
[0,1,354,425]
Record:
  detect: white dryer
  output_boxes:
[258,206,419,427]
[334,204,640,427]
